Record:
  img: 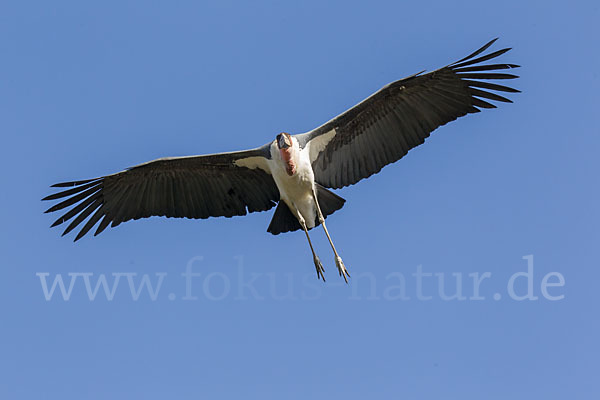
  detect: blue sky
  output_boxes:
[1,1,598,399]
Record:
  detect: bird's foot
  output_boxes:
[335,256,350,284]
[314,255,326,282]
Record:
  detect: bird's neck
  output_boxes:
[280,147,296,176]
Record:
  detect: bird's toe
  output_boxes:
[313,255,325,281]
[335,256,350,283]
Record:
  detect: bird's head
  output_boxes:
[276,132,292,150]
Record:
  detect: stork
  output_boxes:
[43,39,519,282]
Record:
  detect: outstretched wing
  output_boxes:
[43,146,279,241]
[296,38,520,189]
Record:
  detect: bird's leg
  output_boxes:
[312,188,350,283]
[298,212,325,282]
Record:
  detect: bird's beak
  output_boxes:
[278,134,291,149]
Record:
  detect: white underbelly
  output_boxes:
[267,148,317,228]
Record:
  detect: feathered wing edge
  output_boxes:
[42,147,278,241]
[42,177,108,241]
[445,37,521,109]
[301,38,520,189]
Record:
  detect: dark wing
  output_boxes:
[296,38,520,189]
[43,145,279,241]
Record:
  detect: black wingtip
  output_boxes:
[481,38,499,49]
[50,178,101,188]
[62,222,76,237]
[50,218,64,228]
[451,38,500,66]
[51,182,75,188]
[44,204,62,213]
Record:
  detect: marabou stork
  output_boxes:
[43,39,519,282]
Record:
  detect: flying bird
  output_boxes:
[43,38,519,282]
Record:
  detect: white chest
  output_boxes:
[266,138,317,225]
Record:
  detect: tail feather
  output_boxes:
[267,184,345,235]
[267,201,301,235]
[314,183,345,224]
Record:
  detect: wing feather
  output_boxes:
[296,39,519,189]
[43,146,278,241]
